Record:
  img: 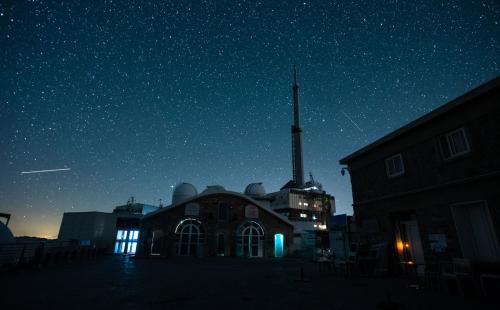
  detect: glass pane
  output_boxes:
[180,244,188,255]
[451,131,467,154]
[440,136,451,158]
[129,230,136,240]
[114,242,120,253]
[190,244,197,256]
[133,231,139,240]
[251,245,258,257]
[127,242,132,253]
[120,242,126,253]
[131,242,137,254]
[219,204,228,220]
[387,159,395,175]
[123,230,128,240]
[116,230,123,240]
[394,157,402,172]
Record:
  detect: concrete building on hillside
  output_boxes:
[339,77,500,274]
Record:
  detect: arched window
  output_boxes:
[236,221,265,257]
[175,218,205,256]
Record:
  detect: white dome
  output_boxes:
[244,183,266,197]
[0,222,15,244]
[172,183,198,205]
[202,185,226,194]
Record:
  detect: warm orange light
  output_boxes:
[397,241,404,253]
[405,243,410,248]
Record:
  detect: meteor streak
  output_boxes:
[21,168,71,174]
[341,110,364,132]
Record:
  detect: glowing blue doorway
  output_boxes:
[274,233,284,258]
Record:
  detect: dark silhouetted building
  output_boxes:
[339,77,500,274]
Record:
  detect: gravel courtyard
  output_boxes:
[0,256,496,310]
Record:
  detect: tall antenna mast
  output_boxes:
[291,65,304,187]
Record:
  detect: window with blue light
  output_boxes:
[114,229,140,254]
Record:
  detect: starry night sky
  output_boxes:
[1,0,499,238]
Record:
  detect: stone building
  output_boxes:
[138,183,294,258]
[339,77,500,274]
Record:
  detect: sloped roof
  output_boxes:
[339,76,500,165]
[142,190,294,227]
[280,180,299,190]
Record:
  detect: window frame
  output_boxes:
[439,127,471,160]
[218,203,229,221]
[385,153,405,178]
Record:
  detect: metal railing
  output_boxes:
[0,240,99,269]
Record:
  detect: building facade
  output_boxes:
[58,198,158,254]
[339,77,500,274]
[138,184,294,258]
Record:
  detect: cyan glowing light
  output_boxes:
[21,168,71,174]
[274,233,284,258]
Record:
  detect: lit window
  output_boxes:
[114,230,139,254]
[300,213,307,218]
[130,242,137,253]
[385,153,404,178]
[439,128,470,159]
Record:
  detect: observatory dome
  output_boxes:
[244,183,266,197]
[172,183,198,205]
[0,222,15,244]
[202,185,226,194]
